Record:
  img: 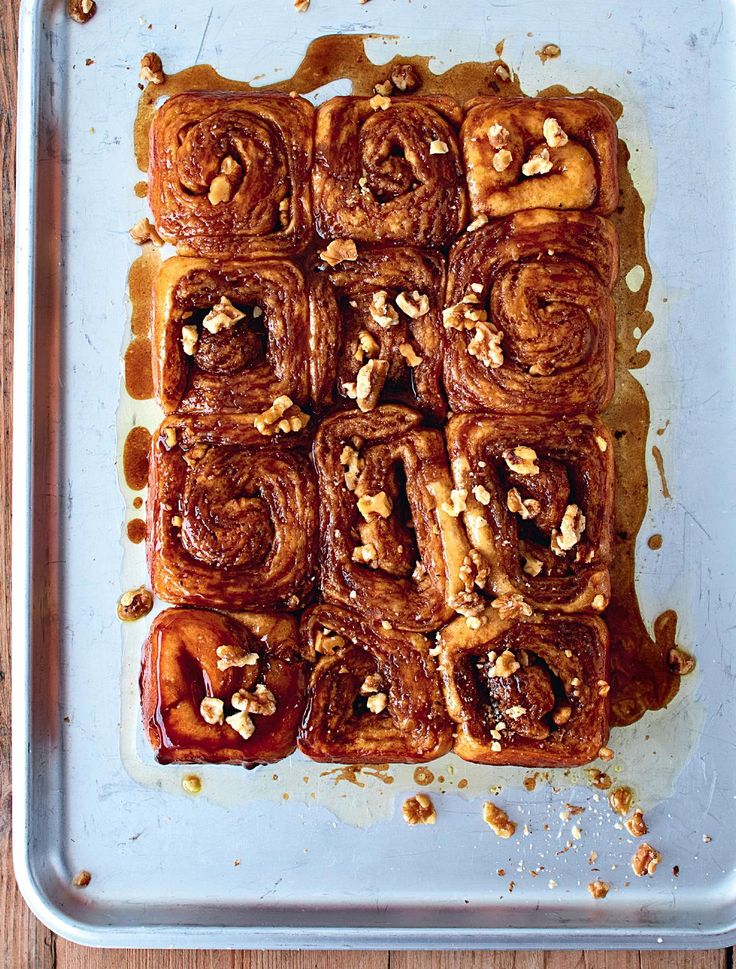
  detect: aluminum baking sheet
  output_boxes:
[12,0,736,950]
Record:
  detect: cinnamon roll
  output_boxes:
[438,609,610,766]
[153,257,311,415]
[313,96,467,246]
[309,246,446,417]
[462,97,618,218]
[148,92,313,259]
[314,405,484,632]
[443,210,617,415]
[445,414,614,613]
[298,604,452,763]
[147,414,317,611]
[141,607,308,766]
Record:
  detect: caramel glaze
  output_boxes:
[123,425,151,491]
[127,518,146,544]
[127,35,680,727]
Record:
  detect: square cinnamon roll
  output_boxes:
[445,414,614,614]
[148,92,313,259]
[153,257,311,415]
[438,609,610,767]
[462,97,618,218]
[141,607,308,766]
[443,209,617,415]
[147,414,317,611]
[313,95,467,246]
[298,605,452,763]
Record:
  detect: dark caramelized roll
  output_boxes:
[148,92,313,258]
[313,95,467,246]
[141,607,308,766]
[309,246,446,418]
[298,604,452,763]
[446,414,614,613]
[462,97,618,218]
[314,405,483,632]
[443,210,617,415]
[153,257,312,415]
[438,609,610,766]
[147,414,317,611]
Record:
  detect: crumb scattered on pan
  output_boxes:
[116,586,153,622]
[609,786,633,816]
[631,842,661,877]
[586,768,612,790]
[483,801,516,839]
[129,217,163,246]
[182,775,202,795]
[68,0,96,24]
[536,43,561,63]
[587,879,610,899]
[72,869,92,888]
[140,52,165,85]
[625,808,647,837]
[402,794,436,825]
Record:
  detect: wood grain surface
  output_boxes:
[0,2,730,968]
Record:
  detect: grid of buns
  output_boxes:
[141,89,618,767]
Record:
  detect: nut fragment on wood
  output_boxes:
[68,0,96,23]
[140,52,165,85]
[403,794,436,825]
[117,586,153,622]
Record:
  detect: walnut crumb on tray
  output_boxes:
[403,794,436,826]
[483,801,516,838]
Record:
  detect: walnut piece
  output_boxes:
[355,330,379,363]
[208,172,234,206]
[551,504,586,555]
[521,147,553,177]
[598,746,614,762]
[202,296,246,334]
[314,630,345,655]
[543,117,568,148]
[390,63,420,92]
[181,324,199,356]
[472,484,491,505]
[369,94,392,111]
[483,801,516,838]
[231,683,277,717]
[552,704,573,725]
[225,710,255,740]
[403,794,437,825]
[487,123,510,149]
[507,487,541,520]
[443,293,488,329]
[429,139,449,155]
[320,238,358,267]
[396,290,430,319]
[357,490,393,521]
[631,843,661,877]
[488,648,521,679]
[373,79,393,97]
[399,342,423,368]
[216,644,258,671]
[117,586,153,622]
[609,786,633,816]
[356,359,389,412]
[587,880,610,900]
[492,149,513,172]
[466,214,489,232]
[254,395,310,436]
[441,487,467,518]
[360,673,383,695]
[668,647,696,675]
[140,52,165,85]
[370,290,400,327]
[340,445,364,491]
[72,869,92,888]
[468,321,504,369]
[503,446,539,476]
[366,692,388,713]
[352,542,377,566]
[200,696,225,725]
[68,0,96,23]
[626,808,648,838]
[129,217,163,246]
[163,426,178,450]
[522,551,544,577]
[490,593,533,620]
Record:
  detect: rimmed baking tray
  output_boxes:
[12,0,736,950]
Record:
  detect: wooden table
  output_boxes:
[0,3,729,967]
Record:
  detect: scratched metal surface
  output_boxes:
[11,0,736,950]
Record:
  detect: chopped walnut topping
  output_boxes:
[522,551,544,577]
[490,593,533,621]
[254,395,310,436]
[429,139,449,155]
[403,793,436,825]
[171,515,183,528]
[278,196,290,226]
[597,679,610,697]
[340,444,364,491]
[609,786,633,816]
[458,548,489,593]
[390,63,420,92]
[495,63,511,81]
[202,296,246,334]
[468,321,504,369]
[356,359,389,411]
[552,705,573,726]
[181,324,199,356]
[320,238,358,267]
[521,147,553,177]
[216,644,258,671]
[357,490,393,521]
[483,802,516,838]
[366,692,388,713]
[487,123,510,149]
[507,487,541,520]
[369,93,392,111]
[232,684,277,717]
[117,586,153,622]
[587,880,610,900]
[543,117,568,148]
[472,484,491,505]
[598,746,614,762]
[466,616,482,630]
[140,52,165,85]
[505,705,527,720]
[396,290,430,319]
[225,711,255,740]
[68,0,96,23]
[360,673,383,695]
[355,330,380,362]
[626,808,648,838]
[373,79,393,97]
[466,214,489,232]
[200,696,225,725]
[162,426,177,450]
[443,293,487,329]
[551,504,586,555]
[352,542,378,566]
[668,647,695,675]
[595,435,608,452]
[503,446,539,476]
[294,0,310,10]
[129,217,163,246]
[399,342,423,368]
[487,648,521,678]
[370,290,400,327]
[315,630,345,655]
[591,594,607,611]
[441,488,468,517]
[492,149,513,172]
[631,843,661,877]
[208,173,234,206]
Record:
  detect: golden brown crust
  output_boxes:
[141,607,307,766]
[148,92,313,259]
[147,415,318,611]
[309,246,446,417]
[152,257,312,414]
[462,97,619,218]
[313,405,483,632]
[313,96,468,245]
[298,604,452,763]
[445,414,614,613]
[444,209,618,415]
[438,609,610,766]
